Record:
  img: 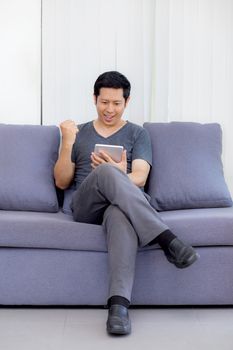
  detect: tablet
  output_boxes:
[94,144,124,163]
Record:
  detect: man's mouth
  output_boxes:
[104,115,114,122]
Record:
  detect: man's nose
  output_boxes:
[106,103,114,113]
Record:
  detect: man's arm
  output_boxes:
[127,159,150,187]
[54,120,78,190]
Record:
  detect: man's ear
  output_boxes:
[125,96,130,107]
[93,94,97,105]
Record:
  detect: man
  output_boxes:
[54,71,199,335]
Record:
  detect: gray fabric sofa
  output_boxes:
[0,122,233,305]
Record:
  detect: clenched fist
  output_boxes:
[60,120,79,145]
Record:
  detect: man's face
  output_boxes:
[94,88,129,127]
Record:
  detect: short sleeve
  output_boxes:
[132,128,152,166]
[71,123,82,163]
[71,143,76,163]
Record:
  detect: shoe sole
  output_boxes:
[107,325,131,335]
[168,252,200,269]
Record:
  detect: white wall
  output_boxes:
[0,0,41,125]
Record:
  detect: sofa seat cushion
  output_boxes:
[159,207,233,246]
[0,207,233,251]
[0,210,106,252]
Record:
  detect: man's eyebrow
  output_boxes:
[100,99,123,102]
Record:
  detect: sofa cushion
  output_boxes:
[0,210,106,251]
[1,208,233,251]
[144,122,232,211]
[159,207,233,246]
[0,124,59,212]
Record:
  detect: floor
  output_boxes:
[0,306,233,350]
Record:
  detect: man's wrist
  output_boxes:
[62,137,75,148]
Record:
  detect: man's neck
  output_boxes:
[93,119,127,138]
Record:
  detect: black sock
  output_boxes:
[148,229,177,250]
[107,295,130,309]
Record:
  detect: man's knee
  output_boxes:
[104,204,124,222]
[95,163,122,178]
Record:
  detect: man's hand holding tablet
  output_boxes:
[91,144,127,173]
[94,144,123,162]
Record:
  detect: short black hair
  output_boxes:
[94,71,131,102]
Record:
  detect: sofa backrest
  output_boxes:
[1,122,231,214]
[144,122,232,211]
[0,124,60,212]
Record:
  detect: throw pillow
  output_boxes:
[0,124,60,212]
[143,122,232,211]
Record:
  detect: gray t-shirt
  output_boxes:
[71,121,152,189]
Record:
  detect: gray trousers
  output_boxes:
[71,164,169,302]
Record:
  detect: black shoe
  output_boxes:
[106,304,131,335]
[164,238,199,269]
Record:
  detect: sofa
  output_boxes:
[0,122,233,306]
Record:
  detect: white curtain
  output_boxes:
[42,0,154,126]
[151,0,233,194]
[43,0,233,194]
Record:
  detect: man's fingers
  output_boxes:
[91,153,106,165]
[99,151,113,163]
[90,154,99,165]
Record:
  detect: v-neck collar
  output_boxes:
[91,120,129,140]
